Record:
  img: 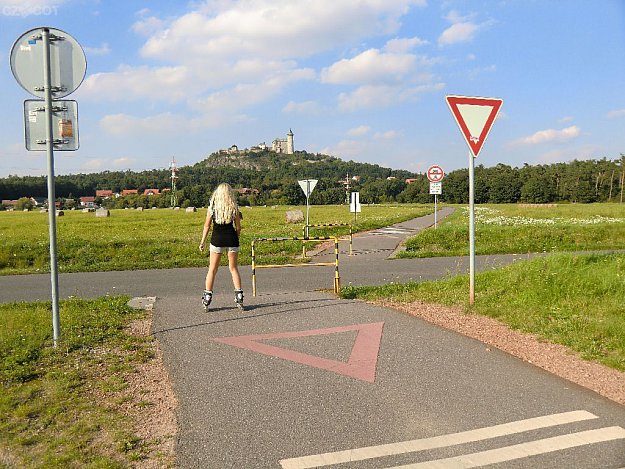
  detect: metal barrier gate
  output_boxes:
[251,236,340,297]
[302,223,353,258]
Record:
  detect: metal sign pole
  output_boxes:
[305,181,310,238]
[434,194,438,229]
[42,28,61,344]
[468,149,475,305]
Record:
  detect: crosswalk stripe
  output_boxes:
[389,426,625,468]
[279,410,597,469]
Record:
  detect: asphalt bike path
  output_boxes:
[1,208,624,467]
[151,208,625,468]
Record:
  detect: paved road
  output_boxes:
[1,208,624,468]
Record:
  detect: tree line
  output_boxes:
[1,151,624,209]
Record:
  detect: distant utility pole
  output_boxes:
[170,157,178,207]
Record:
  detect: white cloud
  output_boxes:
[374,130,401,140]
[100,112,251,136]
[514,125,581,145]
[189,68,314,113]
[558,116,574,123]
[139,0,426,64]
[320,139,368,158]
[112,158,135,168]
[439,22,479,45]
[347,125,371,137]
[100,113,188,136]
[607,109,625,119]
[283,100,321,114]
[384,36,429,53]
[83,43,111,56]
[131,16,165,36]
[438,10,493,46]
[80,65,197,102]
[338,83,444,111]
[321,49,418,85]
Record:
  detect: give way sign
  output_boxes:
[446,95,503,157]
[427,165,444,182]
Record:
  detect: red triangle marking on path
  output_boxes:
[446,95,503,157]
[213,322,384,383]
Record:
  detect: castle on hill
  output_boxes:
[219,129,294,155]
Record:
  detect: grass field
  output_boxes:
[399,203,625,258]
[0,296,166,467]
[0,204,431,275]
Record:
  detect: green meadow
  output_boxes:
[0,204,431,275]
[399,203,625,257]
[343,203,625,373]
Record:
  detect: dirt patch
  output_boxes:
[124,317,178,468]
[378,300,625,406]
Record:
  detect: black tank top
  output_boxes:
[210,212,241,247]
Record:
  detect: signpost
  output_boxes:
[446,95,503,304]
[298,179,318,237]
[427,165,444,229]
[10,27,86,345]
[349,191,361,224]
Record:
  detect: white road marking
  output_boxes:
[389,426,625,468]
[279,410,598,469]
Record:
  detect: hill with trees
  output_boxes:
[0,150,624,209]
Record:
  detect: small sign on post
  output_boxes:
[24,99,79,151]
[426,165,444,183]
[429,182,442,195]
[350,191,361,223]
[427,165,444,229]
[298,179,317,237]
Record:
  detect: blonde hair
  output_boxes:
[209,183,239,224]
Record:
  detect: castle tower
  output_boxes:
[287,128,294,154]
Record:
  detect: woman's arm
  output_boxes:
[199,212,213,252]
[234,212,241,237]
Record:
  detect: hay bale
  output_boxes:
[185,207,197,213]
[286,209,304,223]
[95,208,110,218]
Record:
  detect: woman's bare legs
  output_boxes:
[228,250,242,290]
[205,251,222,291]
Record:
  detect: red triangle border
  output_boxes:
[213,322,384,383]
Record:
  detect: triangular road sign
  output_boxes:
[213,322,384,383]
[298,179,318,199]
[446,95,503,157]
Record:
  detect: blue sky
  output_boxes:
[0,0,624,178]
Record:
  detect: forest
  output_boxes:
[1,150,624,210]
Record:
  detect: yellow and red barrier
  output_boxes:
[251,236,340,297]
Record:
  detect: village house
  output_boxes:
[1,200,18,210]
[96,189,113,198]
[236,188,259,196]
[79,196,96,208]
